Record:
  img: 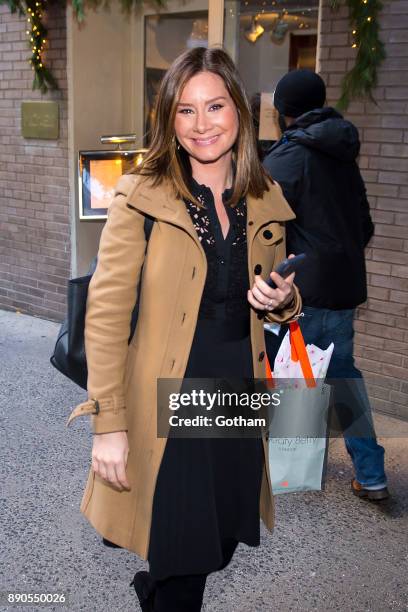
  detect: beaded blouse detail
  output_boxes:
[184,180,250,321]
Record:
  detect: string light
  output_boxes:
[23,0,55,92]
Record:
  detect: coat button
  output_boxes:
[263,229,273,240]
[258,351,265,362]
[254,264,262,275]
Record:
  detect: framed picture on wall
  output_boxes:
[78,149,146,220]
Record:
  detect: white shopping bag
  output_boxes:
[274,329,333,380]
[268,322,333,495]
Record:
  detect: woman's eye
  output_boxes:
[209,104,223,111]
[178,108,193,114]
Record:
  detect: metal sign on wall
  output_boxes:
[21,101,59,140]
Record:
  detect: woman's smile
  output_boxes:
[191,135,220,146]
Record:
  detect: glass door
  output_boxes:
[223,0,320,149]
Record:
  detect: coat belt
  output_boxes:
[66,397,125,427]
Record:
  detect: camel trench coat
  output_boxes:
[67,173,302,559]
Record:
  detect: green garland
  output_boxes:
[0,0,164,93]
[331,0,386,110]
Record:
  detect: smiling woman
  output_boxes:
[70,46,301,612]
[174,72,239,237]
[174,73,239,162]
[135,46,270,210]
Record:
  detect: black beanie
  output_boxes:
[273,69,326,118]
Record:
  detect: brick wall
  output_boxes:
[0,3,69,321]
[319,0,408,420]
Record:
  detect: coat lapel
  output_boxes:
[127,177,206,257]
[246,181,296,245]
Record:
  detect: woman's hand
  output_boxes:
[92,431,130,491]
[247,255,296,312]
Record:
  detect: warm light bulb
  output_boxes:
[367,16,372,21]
[352,43,357,48]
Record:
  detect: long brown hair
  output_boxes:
[132,47,270,206]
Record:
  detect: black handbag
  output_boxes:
[50,216,154,389]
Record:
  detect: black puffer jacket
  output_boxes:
[263,107,374,310]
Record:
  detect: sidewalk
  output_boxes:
[0,309,407,612]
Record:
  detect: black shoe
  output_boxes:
[351,478,390,501]
[102,537,122,549]
[130,571,155,611]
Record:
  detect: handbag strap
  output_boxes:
[289,321,316,388]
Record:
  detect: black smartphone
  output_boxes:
[265,253,307,288]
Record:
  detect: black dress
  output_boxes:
[148,180,264,580]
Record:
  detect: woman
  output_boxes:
[68,47,301,611]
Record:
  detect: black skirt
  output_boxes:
[148,319,264,580]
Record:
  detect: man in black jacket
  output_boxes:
[264,69,388,500]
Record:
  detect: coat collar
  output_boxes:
[126,175,295,237]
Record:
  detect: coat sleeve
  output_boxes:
[354,162,374,247]
[67,174,147,434]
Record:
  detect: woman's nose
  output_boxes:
[193,110,211,133]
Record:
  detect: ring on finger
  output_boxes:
[266,299,274,310]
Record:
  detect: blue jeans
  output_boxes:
[265,306,387,487]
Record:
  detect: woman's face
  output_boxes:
[174,71,239,165]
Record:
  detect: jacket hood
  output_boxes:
[283,107,360,161]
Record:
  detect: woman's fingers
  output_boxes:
[269,270,295,291]
[93,458,130,491]
[91,431,130,491]
[247,289,269,311]
[115,460,130,490]
[252,283,273,306]
[256,274,293,306]
[248,273,295,311]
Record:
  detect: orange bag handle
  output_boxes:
[265,353,275,388]
[289,321,316,388]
